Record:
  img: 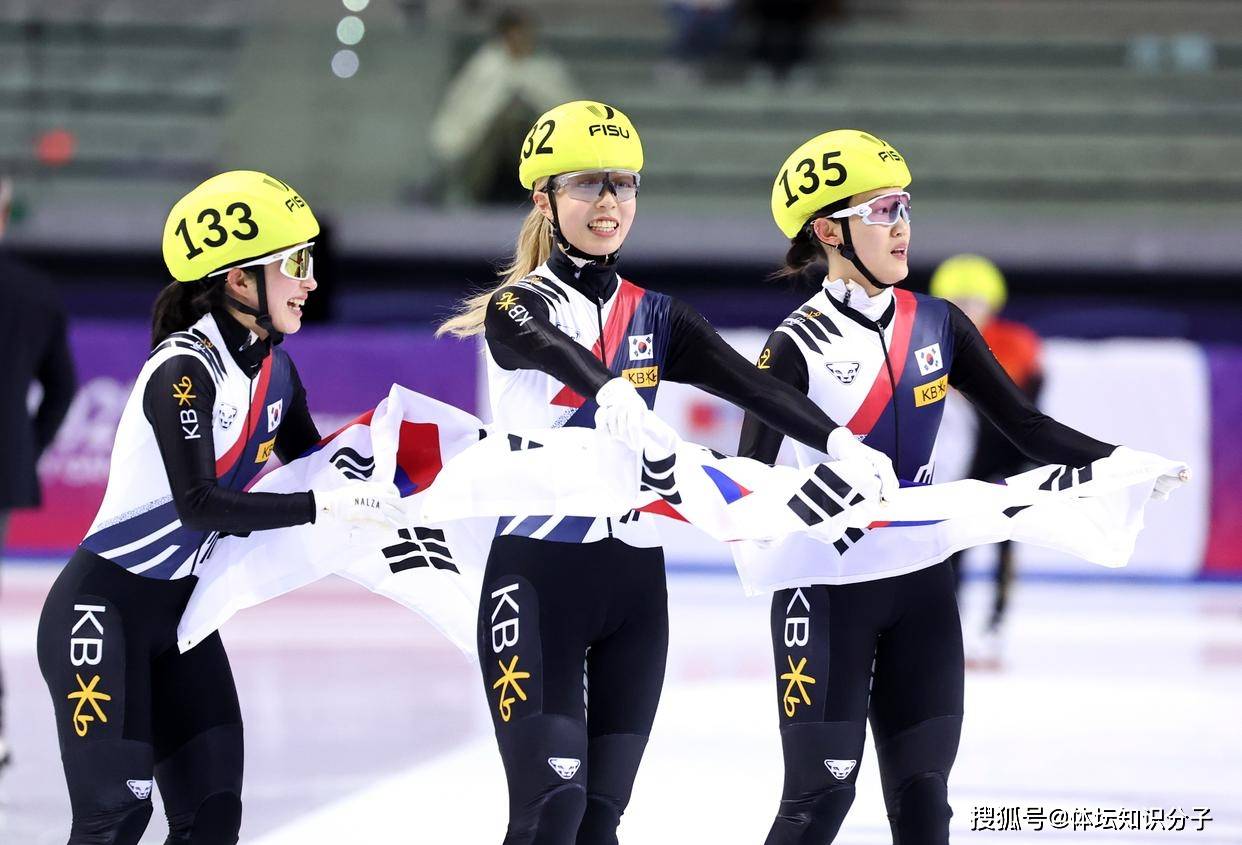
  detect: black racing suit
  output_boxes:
[37,308,318,845]
[480,249,842,845]
[739,293,1113,845]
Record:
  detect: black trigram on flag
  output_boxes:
[787,465,861,527]
[832,527,867,556]
[507,434,543,451]
[331,447,375,481]
[1039,464,1093,492]
[383,527,458,574]
[640,453,680,504]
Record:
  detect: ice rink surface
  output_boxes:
[2,560,1240,844]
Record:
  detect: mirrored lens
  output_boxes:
[280,246,313,280]
[861,193,911,225]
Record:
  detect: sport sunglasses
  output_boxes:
[209,241,315,281]
[547,170,641,202]
[828,191,911,227]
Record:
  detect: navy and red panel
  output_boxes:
[502,282,676,542]
[216,350,296,492]
[559,281,673,428]
[847,291,954,481]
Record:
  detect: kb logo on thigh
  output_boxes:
[490,583,530,723]
[780,589,817,719]
[67,604,112,737]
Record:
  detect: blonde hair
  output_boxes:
[436,205,556,338]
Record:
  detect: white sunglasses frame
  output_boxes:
[207,241,316,280]
[827,191,912,227]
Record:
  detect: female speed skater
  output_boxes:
[739,130,1182,845]
[437,101,898,845]
[36,171,402,845]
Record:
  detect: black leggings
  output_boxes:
[37,549,243,845]
[479,535,668,845]
[767,562,964,845]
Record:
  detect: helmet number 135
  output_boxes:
[778,151,847,208]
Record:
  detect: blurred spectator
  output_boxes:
[0,175,77,771]
[932,255,1042,670]
[429,8,574,205]
[660,0,736,85]
[747,0,843,85]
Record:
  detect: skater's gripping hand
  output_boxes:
[1110,446,1192,502]
[1151,468,1191,501]
[314,481,405,529]
[638,407,680,461]
[826,426,899,502]
[594,377,648,452]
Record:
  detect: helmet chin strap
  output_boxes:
[545,189,621,266]
[225,268,284,346]
[835,215,895,289]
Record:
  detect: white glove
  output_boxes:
[825,426,899,502]
[639,407,680,460]
[1110,445,1191,502]
[594,377,648,452]
[314,481,406,529]
[1152,467,1191,501]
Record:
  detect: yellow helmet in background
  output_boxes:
[162,171,319,282]
[517,100,644,189]
[930,254,1007,311]
[771,130,911,238]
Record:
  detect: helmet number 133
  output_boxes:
[173,202,260,260]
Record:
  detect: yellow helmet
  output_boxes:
[930,254,1007,310]
[771,130,911,238]
[517,100,643,189]
[162,171,320,282]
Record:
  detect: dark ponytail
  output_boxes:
[771,227,828,280]
[769,197,852,282]
[150,277,227,347]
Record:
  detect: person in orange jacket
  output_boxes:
[932,254,1043,669]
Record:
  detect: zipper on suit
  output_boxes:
[874,323,901,479]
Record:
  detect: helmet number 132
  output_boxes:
[521,119,556,159]
[778,151,847,208]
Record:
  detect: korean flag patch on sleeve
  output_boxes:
[628,334,654,361]
[914,343,943,377]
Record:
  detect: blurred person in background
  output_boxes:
[438,101,894,845]
[932,254,1043,670]
[0,173,78,775]
[429,7,575,205]
[34,172,402,844]
[659,0,736,86]
[747,0,843,86]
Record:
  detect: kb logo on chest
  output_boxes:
[914,375,949,407]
